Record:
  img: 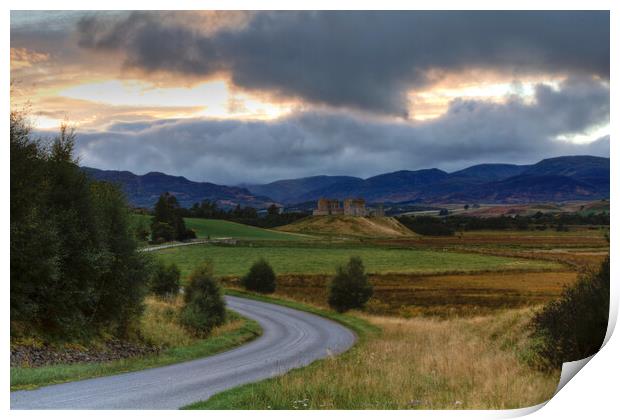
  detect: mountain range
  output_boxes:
[83,155,609,209]
[81,167,275,209]
[246,156,609,204]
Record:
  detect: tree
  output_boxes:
[242,259,276,293]
[151,221,175,243]
[134,218,150,242]
[530,256,609,370]
[151,192,188,241]
[10,113,149,339]
[328,256,373,312]
[180,262,226,336]
[150,261,181,298]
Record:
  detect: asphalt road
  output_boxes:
[11,296,356,409]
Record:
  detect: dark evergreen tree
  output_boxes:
[328,256,373,313]
[242,259,277,293]
[151,192,188,241]
[180,262,226,336]
[150,261,181,298]
[10,113,149,339]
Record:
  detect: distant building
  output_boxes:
[343,198,367,216]
[313,198,344,215]
[369,203,385,217]
[313,198,368,216]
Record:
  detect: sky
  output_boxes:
[10,11,610,185]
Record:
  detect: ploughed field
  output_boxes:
[155,243,562,280]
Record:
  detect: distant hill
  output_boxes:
[82,167,275,209]
[251,155,609,204]
[276,215,416,238]
[83,155,610,208]
[520,156,609,193]
[244,175,362,203]
[449,163,530,182]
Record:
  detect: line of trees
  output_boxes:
[398,212,610,236]
[11,112,151,340]
[180,200,309,228]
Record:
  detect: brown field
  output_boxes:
[223,270,579,318]
[376,228,609,250]
[221,227,607,318]
[471,249,608,271]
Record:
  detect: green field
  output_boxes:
[133,214,311,241]
[153,243,562,280]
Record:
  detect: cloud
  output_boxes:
[75,11,609,116]
[64,77,609,185]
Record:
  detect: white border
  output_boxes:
[4,2,616,419]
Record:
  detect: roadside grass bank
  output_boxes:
[11,301,261,391]
[185,301,559,410]
[155,243,562,282]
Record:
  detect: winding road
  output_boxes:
[11,296,356,409]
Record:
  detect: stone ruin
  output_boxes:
[313,198,370,216]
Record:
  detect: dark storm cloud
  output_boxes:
[70,77,609,185]
[75,11,609,116]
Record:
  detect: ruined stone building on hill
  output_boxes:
[313,198,373,216]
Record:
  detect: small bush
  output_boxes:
[242,259,277,293]
[328,256,373,312]
[530,256,609,370]
[180,262,226,336]
[150,261,181,298]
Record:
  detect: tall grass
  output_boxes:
[140,296,194,347]
[11,298,261,390]
[187,307,559,409]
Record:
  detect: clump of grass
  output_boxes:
[187,306,559,410]
[140,296,194,347]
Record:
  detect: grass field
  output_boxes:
[132,214,310,241]
[185,218,312,241]
[154,243,562,281]
[11,299,262,391]
[186,293,559,410]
